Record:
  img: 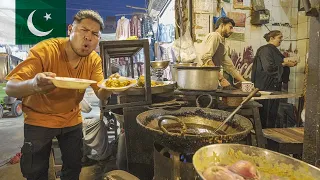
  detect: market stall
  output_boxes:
[97,39,309,179]
[97,0,320,179]
[0,0,318,179]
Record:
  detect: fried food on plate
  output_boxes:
[137,76,164,87]
[105,74,135,88]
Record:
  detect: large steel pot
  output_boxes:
[176,66,220,91]
[136,107,253,153]
[193,144,320,180]
[170,63,197,81]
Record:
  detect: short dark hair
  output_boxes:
[215,17,235,30]
[73,10,104,31]
[263,30,282,42]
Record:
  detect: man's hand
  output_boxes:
[220,78,231,87]
[32,72,56,93]
[97,88,113,100]
[6,72,57,98]
[202,60,215,67]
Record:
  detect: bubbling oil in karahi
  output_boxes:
[147,116,240,136]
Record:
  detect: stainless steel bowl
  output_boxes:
[193,144,320,180]
[151,60,170,70]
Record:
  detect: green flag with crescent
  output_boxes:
[15,0,66,44]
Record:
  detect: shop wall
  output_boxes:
[190,0,312,106]
[159,0,175,25]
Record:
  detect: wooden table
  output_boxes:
[251,91,302,100]
[262,127,304,156]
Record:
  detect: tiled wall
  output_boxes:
[292,11,310,94]
[286,10,310,106]
[195,0,300,62]
[193,0,309,105]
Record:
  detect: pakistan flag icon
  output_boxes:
[15,0,66,44]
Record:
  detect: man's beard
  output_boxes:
[223,33,231,38]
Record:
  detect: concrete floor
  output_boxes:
[0,115,24,166]
[0,88,118,180]
[0,114,24,180]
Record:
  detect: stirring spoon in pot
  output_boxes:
[213,88,259,134]
[157,115,187,136]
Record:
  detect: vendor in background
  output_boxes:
[251,30,297,128]
[199,17,246,88]
[5,10,113,180]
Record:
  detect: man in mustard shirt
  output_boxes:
[199,17,246,87]
[5,10,112,180]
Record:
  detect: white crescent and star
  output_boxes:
[44,13,51,21]
[27,10,53,37]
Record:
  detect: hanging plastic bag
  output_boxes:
[172,26,197,63]
[80,98,92,113]
[213,8,227,25]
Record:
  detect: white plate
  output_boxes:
[45,77,96,89]
[98,77,137,92]
[259,91,272,95]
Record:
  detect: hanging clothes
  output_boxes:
[162,66,172,81]
[157,24,175,43]
[133,50,145,63]
[133,50,145,77]
[116,17,130,40]
[148,37,155,61]
[141,15,153,38]
[159,43,174,62]
[130,15,142,38]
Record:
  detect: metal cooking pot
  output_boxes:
[136,107,253,153]
[176,66,220,91]
[170,63,197,81]
[193,144,320,180]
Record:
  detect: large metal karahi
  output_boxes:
[136,107,253,153]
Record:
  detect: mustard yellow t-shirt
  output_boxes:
[5,38,104,128]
